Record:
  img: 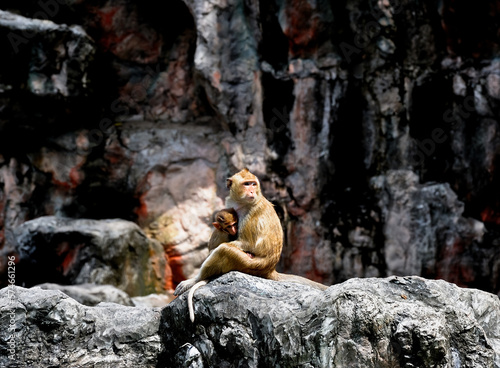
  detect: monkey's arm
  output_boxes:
[207,229,230,252]
[174,241,257,296]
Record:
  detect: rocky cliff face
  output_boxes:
[1,275,499,367]
[0,1,499,296]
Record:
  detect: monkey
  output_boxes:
[209,208,255,259]
[208,208,239,252]
[175,168,283,295]
[175,168,328,322]
[209,208,326,289]
[185,208,254,322]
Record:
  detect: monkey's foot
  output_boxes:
[174,278,197,296]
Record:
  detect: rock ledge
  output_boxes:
[1,274,499,368]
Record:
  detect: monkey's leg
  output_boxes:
[173,244,243,296]
[174,278,199,296]
[174,243,245,296]
[197,242,268,280]
[175,242,270,296]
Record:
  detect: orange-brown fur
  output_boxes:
[174,169,327,321]
[209,208,256,258]
[211,208,327,290]
[200,168,283,281]
[208,208,238,252]
[174,168,283,298]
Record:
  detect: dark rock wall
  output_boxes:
[0,0,499,295]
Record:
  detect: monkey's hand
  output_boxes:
[174,278,197,296]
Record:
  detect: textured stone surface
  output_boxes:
[3,216,167,296]
[1,276,499,368]
[371,170,486,285]
[36,283,134,307]
[0,9,94,97]
[162,273,500,367]
[0,286,162,368]
[131,292,173,308]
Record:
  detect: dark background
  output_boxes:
[0,0,499,297]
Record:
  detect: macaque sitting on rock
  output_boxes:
[174,168,328,322]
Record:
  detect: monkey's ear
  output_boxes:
[226,178,233,189]
[212,222,222,230]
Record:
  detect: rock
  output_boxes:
[132,293,174,308]
[1,275,499,367]
[35,283,134,307]
[182,0,260,131]
[0,9,97,251]
[486,73,500,100]
[0,9,94,97]
[173,343,205,368]
[161,272,500,368]
[113,122,228,286]
[371,170,486,286]
[0,286,162,368]
[181,0,269,172]
[2,216,167,296]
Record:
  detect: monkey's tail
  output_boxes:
[188,280,208,322]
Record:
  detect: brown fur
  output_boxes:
[174,169,327,321]
[199,168,283,280]
[174,168,282,294]
[211,208,327,290]
[208,208,238,252]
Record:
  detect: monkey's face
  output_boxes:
[228,169,262,204]
[214,210,238,235]
[240,180,258,202]
[223,222,238,236]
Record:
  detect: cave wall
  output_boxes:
[0,0,499,295]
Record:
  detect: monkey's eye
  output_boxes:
[243,181,257,187]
